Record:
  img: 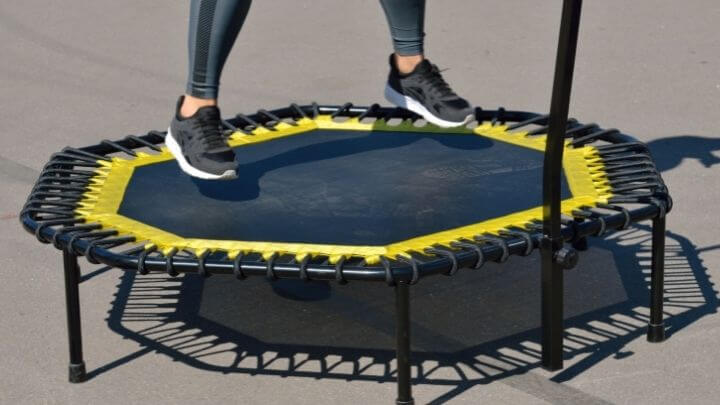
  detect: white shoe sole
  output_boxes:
[384,84,473,128]
[165,128,237,180]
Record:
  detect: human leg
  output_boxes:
[183,0,252,115]
[168,0,252,180]
[379,0,473,128]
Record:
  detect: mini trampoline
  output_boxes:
[20,2,672,404]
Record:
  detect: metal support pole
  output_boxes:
[647,216,666,342]
[541,0,583,371]
[395,282,414,405]
[63,250,86,383]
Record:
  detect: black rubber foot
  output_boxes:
[541,364,564,372]
[396,399,414,405]
[647,323,666,343]
[69,362,87,383]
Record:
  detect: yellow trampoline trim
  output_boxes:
[75,117,612,265]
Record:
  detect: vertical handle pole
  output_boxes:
[541,0,583,371]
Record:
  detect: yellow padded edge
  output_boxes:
[76,116,612,265]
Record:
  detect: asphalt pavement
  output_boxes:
[1,1,719,404]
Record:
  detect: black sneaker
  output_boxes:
[166,96,237,180]
[385,55,474,128]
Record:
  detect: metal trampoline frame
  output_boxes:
[19,1,672,404]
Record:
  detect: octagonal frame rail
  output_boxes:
[20,106,670,284]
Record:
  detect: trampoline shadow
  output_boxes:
[88,224,717,403]
[646,135,720,173]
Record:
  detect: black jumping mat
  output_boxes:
[119,129,570,245]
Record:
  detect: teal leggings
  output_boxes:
[187,0,426,99]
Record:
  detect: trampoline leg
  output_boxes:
[395,282,414,405]
[541,244,564,371]
[647,216,666,342]
[63,250,86,383]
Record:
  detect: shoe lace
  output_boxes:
[421,64,458,99]
[191,108,229,150]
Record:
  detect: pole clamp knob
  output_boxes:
[554,247,579,270]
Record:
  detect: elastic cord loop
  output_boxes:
[381,256,395,286]
[451,241,486,269]
[265,253,278,281]
[298,255,311,282]
[232,252,246,280]
[334,256,348,284]
[83,239,105,264]
[197,250,211,278]
[137,246,157,275]
[165,248,179,277]
[425,247,459,276]
[475,235,510,263]
[396,255,420,285]
[500,230,534,256]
